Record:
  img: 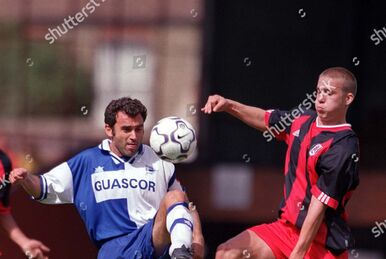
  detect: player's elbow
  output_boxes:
[215,243,240,259]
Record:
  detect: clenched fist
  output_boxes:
[23,239,50,259]
[201,95,230,114]
[9,168,29,184]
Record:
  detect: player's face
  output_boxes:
[105,111,144,157]
[315,76,350,124]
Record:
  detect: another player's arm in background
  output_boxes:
[189,203,205,259]
[0,214,50,258]
[289,196,327,259]
[168,169,205,259]
[9,168,42,198]
[201,94,266,131]
[175,191,205,258]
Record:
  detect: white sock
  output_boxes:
[166,202,194,256]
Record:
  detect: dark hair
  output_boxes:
[319,67,357,96]
[104,97,147,127]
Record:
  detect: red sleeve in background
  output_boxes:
[0,204,11,215]
[0,156,11,214]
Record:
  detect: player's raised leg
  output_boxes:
[153,189,195,258]
[216,230,275,259]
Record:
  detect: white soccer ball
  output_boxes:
[150,116,197,163]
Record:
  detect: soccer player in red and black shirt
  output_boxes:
[0,149,50,259]
[202,67,359,259]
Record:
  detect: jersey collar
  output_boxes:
[98,139,144,164]
[316,116,351,129]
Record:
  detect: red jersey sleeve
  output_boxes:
[0,150,12,215]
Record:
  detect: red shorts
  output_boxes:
[249,219,348,259]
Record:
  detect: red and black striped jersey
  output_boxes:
[265,109,359,255]
[0,149,12,215]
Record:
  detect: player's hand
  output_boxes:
[289,249,306,259]
[9,168,29,184]
[191,233,205,259]
[191,241,205,259]
[201,94,230,114]
[22,239,50,259]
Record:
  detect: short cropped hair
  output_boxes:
[104,97,147,127]
[319,67,357,96]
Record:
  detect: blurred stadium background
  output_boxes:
[0,0,385,258]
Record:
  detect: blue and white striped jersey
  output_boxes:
[36,139,182,247]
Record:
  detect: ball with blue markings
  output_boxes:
[150,116,197,163]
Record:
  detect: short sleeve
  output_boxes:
[37,162,74,204]
[0,182,11,215]
[163,161,183,191]
[0,174,11,214]
[0,151,12,214]
[311,138,359,209]
[0,204,11,215]
[264,109,292,141]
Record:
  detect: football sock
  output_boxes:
[166,202,194,255]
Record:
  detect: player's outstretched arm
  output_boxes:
[201,94,266,131]
[0,214,50,259]
[9,168,42,199]
[189,203,205,259]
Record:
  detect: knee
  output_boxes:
[216,243,227,258]
[164,190,187,207]
[216,243,240,259]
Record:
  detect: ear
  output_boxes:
[345,92,355,106]
[105,124,114,139]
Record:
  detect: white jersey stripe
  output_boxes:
[318,192,324,201]
[317,191,332,205]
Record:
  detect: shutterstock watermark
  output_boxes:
[371,219,386,238]
[0,174,10,190]
[45,0,107,44]
[370,25,386,46]
[263,90,317,142]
